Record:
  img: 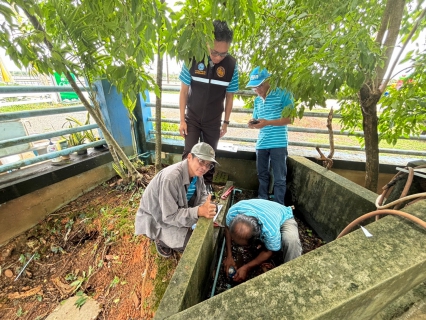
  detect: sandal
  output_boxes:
[155,240,173,258]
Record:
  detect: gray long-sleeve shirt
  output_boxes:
[135,159,208,248]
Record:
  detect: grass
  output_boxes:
[149,243,178,311]
[294,131,426,152]
[0,101,81,113]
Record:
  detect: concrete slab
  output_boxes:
[45,295,100,320]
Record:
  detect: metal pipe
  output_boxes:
[14,253,36,281]
[152,118,425,141]
[0,139,106,173]
[0,124,99,148]
[210,238,226,298]
[147,131,426,156]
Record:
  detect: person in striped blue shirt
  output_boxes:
[178,20,239,194]
[224,199,302,282]
[246,67,294,205]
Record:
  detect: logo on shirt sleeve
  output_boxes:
[216,66,225,77]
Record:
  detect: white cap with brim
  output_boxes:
[191,142,219,164]
[246,66,271,88]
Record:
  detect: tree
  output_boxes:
[0,0,164,182]
[154,0,169,173]
[183,0,425,192]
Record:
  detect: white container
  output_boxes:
[47,140,61,163]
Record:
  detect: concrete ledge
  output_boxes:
[167,200,426,320]
[0,163,115,245]
[288,156,378,242]
[154,182,233,319]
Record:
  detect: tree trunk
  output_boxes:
[360,0,406,192]
[166,54,170,84]
[359,84,382,192]
[155,48,163,174]
[65,73,140,181]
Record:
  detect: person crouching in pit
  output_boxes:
[223,199,302,282]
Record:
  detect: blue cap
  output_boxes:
[246,66,271,87]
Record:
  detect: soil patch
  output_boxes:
[0,166,179,320]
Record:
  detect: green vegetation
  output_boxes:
[0,101,81,113]
[150,242,178,311]
[62,113,97,147]
[302,131,425,153]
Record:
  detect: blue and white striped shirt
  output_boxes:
[179,61,239,93]
[253,88,293,149]
[226,199,294,251]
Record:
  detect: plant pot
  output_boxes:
[77,148,88,155]
[94,144,109,151]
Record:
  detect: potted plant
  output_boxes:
[62,113,95,155]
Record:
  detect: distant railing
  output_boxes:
[143,86,426,157]
[0,85,106,174]
[1,83,425,176]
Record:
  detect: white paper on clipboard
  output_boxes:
[213,204,224,222]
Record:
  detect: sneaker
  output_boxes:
[206,184,215,199]
[154,240,173,258]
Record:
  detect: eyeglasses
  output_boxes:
[193,155,215,170]
[210,49,228,58]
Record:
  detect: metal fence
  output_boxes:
[0,85,105,174]
[1,83,425,175]
[144,86,426,157]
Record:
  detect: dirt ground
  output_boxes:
[0,171,324,319]
[0,166,178,320]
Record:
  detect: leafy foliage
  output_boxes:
[0,0,163,111]
[62,113,96,146]
[378,69,426,145]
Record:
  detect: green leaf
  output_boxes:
[74,295,87,309]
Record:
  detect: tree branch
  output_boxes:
[375,2,391,44]
[381,6,426,91]
[375,0,406,89]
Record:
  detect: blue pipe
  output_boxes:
[210,237,226,298]
[210,188,242,297]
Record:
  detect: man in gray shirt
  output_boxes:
[135,142,218,258]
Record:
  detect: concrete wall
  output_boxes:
[287,156,379,242]
[168,200,426,320]
[331,168,395,194]
[0,163,115,245]
[161,152,258,190]
[154,182,233,320]
[154,156,426,319]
